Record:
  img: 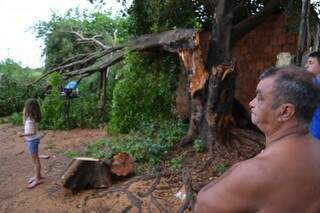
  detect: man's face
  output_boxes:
[305,57,320,75]
[249,77,280,134]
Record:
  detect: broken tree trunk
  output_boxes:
[61,153,135,193]
[179,0,236,153]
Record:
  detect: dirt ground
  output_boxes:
[0,123,262,213]
[0,123,183,213]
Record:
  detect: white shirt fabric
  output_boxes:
[24,117,38,141]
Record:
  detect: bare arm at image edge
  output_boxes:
[195,160,267,212]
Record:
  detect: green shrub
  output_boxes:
[9,112,23,125]
[40,73,106,129]
[108,52,180,134]
[64,150,80,159]
[0,75,44,117]
[87,119,187,166]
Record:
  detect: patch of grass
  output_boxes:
[215,163,229,176]
[64,150,80,159]
[193,139,204,153]
[169,154,184,171]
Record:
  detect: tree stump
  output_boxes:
[61,153,135,193]
[61,157,112,193]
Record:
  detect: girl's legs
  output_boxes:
[31,153,41,180]
[26,138,44,188]
[27,153,43,188]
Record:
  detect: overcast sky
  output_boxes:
[0,0,129,68]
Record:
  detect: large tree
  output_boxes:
[36,0,318,152]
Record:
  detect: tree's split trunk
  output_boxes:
[179,0,236,152]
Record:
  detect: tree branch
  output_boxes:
[66,30,110,50]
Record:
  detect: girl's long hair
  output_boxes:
[24,98,42,122]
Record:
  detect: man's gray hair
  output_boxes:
[259,65,319,123]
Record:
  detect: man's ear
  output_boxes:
[278,104,295,122]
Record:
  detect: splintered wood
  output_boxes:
[178,33,208,96]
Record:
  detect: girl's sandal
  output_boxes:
[27,180,43,189]
[27,176,44,184]
[39,155,50,159]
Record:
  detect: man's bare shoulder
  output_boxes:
[195,155,272,213]
[217,154,272,191]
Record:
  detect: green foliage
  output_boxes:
[39,73,65,129]
[108,52,179,134]
[64,150,80,159]
[39,89,65,129]
[40,73,105,129]
[9,112,23,126]
[169,154,184,171]
[0,59,45,117]
[215,163,229,176]
[87,119,187,166]
[193,139,204,153]
[34,8,129,69]
[47,72,63,87]
[127,0,211,35]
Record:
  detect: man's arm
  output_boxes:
[195,159,268,213]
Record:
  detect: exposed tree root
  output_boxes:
[125,190,143,212]
[150,194,169,213]
[88,170,176,212]
[230,128,265,148]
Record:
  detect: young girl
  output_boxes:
[18,98,43,189]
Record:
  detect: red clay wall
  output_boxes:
[233,13,297,110]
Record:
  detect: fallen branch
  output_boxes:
[178,162,195,213]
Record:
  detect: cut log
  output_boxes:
[61,153,135,193]
[111,152,135,176]
[61,157,112,193]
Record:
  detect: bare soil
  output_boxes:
[0,123,262,213]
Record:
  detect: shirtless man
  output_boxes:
[195,66,320,212]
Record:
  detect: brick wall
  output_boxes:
[233,13,297,110]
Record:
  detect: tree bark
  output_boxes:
[313,23,320,51]
[61,153,135,193]
[180,0,236,152]
[99,69,107,115]
[61,157,112,193]
[295,0,310,65]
